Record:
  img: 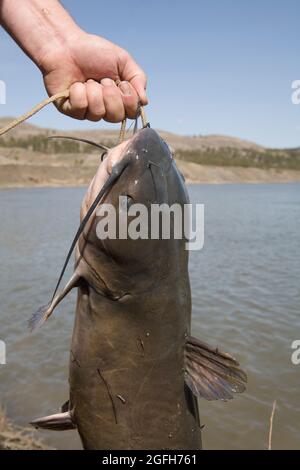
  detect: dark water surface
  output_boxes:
[0,183,299,449]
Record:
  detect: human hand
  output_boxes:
[41,32,148,122]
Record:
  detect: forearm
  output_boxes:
[0,0,81,69]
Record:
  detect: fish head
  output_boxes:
[80,128,189,289]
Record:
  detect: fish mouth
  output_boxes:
[89,283,130,301]
[89,278,131,302]
[87,282,131,303]
[103,291,131,302]
[78,259,131,302]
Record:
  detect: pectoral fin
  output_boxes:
[30,411,76,431]
[184,336,247,401]
[29,271,80,331]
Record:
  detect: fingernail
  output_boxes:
[119,81,132,96]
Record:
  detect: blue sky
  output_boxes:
[0,0,300,148]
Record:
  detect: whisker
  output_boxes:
[48,135,109,151]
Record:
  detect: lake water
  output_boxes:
[0,183,299,450]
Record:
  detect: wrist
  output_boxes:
[37,24,83,73]
[0,0,83,72]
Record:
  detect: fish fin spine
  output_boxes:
[30,411,76,431]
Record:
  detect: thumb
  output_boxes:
[119,50,148,105]
[130,73,148,106]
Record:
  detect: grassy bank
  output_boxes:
[176,147,300,170]
[1,134,300,170]
[1,123,300,186]
[0,407,52,450]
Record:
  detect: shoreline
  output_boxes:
[0,161,300,189]
[0,407,52,450]
[0,179,299,190]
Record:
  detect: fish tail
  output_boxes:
[28,302,51,332]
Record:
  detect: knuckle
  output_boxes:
[87,114,101,122]
[105,111,124,123]
[89,106,105,120]
[68,110,85,120]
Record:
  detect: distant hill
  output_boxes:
[1,116,300,170]
[0,117,264,151]
[0,117,300,187]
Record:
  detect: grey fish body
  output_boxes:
[71,283,199,449]
[70,128,200,449]
[31,128,246,449]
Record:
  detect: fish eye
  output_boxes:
[120,195,134,211]
[101,151,108,162]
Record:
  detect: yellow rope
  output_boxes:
[0,89,69,136]
[115,79,149,143]
[117,105,149,144]
[139,105,149,128]
[118,118,127,144]
[0,85,148,142]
